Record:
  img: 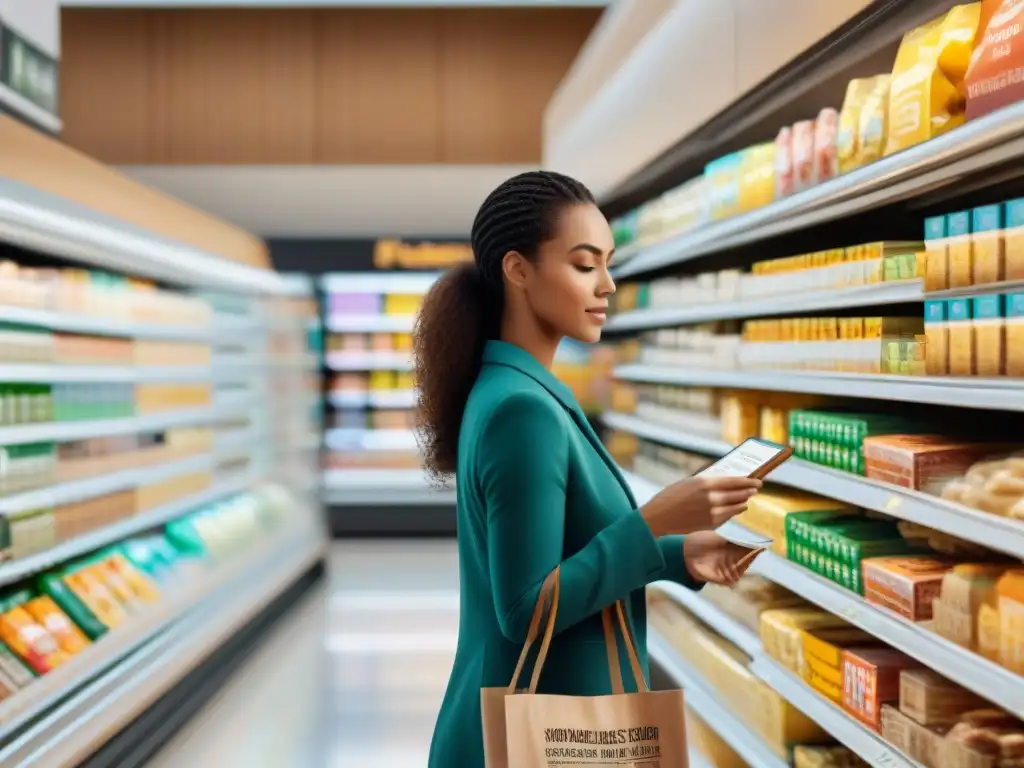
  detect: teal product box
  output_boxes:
[924,216,947,240]
[924,300,947,324]
[973,294,1005,377]
[1006,200,1024,282]
[973,204,1005,286]
[924,215,949,292]
[1007,293,1024,377]
[947,298,974,376]
[947,210,974,289]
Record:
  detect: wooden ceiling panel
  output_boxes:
[59,7,600,165]
[313,9,442,164]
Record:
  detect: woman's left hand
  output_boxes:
[683,530,762,586]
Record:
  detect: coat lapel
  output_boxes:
[481,341,637,508]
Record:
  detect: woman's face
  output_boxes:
[520,202,617,344]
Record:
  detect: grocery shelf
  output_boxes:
[323,469,456,506]
[606,280,923,332]
[614,364,1024,412]
[750,656,920,768]
[648,631,789,768]
[624,460,1024,719]
[0,453,213,516]
[0,364,213,383]
[0,180,290,294]
[327,389,417,410]
[613,100,1024,279]
[605,412,1024,561]
[324,428,418,452]
[320,272,440,295]
[326,314,416,333]
[748,547,1024,720]
[0,304,216,341]
[0,472,257,589]
[0,531,324,765]
[653,585,920,768]
[0,407,219,448]
[654,581,763,658]
[325,352,414,372]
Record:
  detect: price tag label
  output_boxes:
[875,749,900,768]
[885,495,902,512]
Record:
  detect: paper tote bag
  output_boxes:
[482,566,688,768]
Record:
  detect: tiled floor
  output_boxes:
[149,539,460,767]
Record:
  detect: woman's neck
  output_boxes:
[499,314,560,370]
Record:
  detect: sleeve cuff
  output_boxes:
[659,536,705,591]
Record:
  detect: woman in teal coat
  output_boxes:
[415,171,762,767]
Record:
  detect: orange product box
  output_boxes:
[863,556,955,622]
[0,606,67,674]
[862,435,1007,495]
[842,647,920,731]
[801,626,877,704]
[22,596,90,656]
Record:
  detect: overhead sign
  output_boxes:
[0,18,60,129]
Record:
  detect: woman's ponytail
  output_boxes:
[414,262,499,480]
[414,170,595,482]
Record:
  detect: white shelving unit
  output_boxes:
[606,280,923,332]
[612,100,1024,280]
[647,632,789,768]
[0,171,326,759]
[323,468,455,506]
[614,364,1024,412]
[649,580,921,768]
[605,411,1024,561]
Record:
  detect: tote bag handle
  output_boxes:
[506,565,561,695]
[506,567,648,695]
[602,601,648,694]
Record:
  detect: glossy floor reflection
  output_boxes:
[149,539,459,768]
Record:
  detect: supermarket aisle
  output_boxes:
[149,539,460,767]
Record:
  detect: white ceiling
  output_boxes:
[119,165,534,238]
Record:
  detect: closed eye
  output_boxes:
[574,265,596,273]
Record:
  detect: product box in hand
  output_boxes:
[841,647,920,731]
[863,555,955,622]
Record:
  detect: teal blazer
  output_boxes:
[428,340,702,768]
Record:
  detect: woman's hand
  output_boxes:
[683,531,762,586]
[640,475,761,537]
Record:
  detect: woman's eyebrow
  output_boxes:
[569,243,605,256]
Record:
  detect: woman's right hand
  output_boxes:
[640,475,762,537]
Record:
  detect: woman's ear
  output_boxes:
[501,250,530,290]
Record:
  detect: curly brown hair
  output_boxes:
[413,170,594,481]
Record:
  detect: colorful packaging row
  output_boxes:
[0,262,212,327]
[925,294,1024,377]
[327,332,413,355]
[610,3,994,253]
[327,293,424,317]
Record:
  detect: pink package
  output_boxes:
[813,108,839,184]
[774,126,794,198]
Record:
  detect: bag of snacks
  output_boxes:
[813,108,839,183]
[859,75,891,164]
[886,4,981,155]
[838,77,884,173]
